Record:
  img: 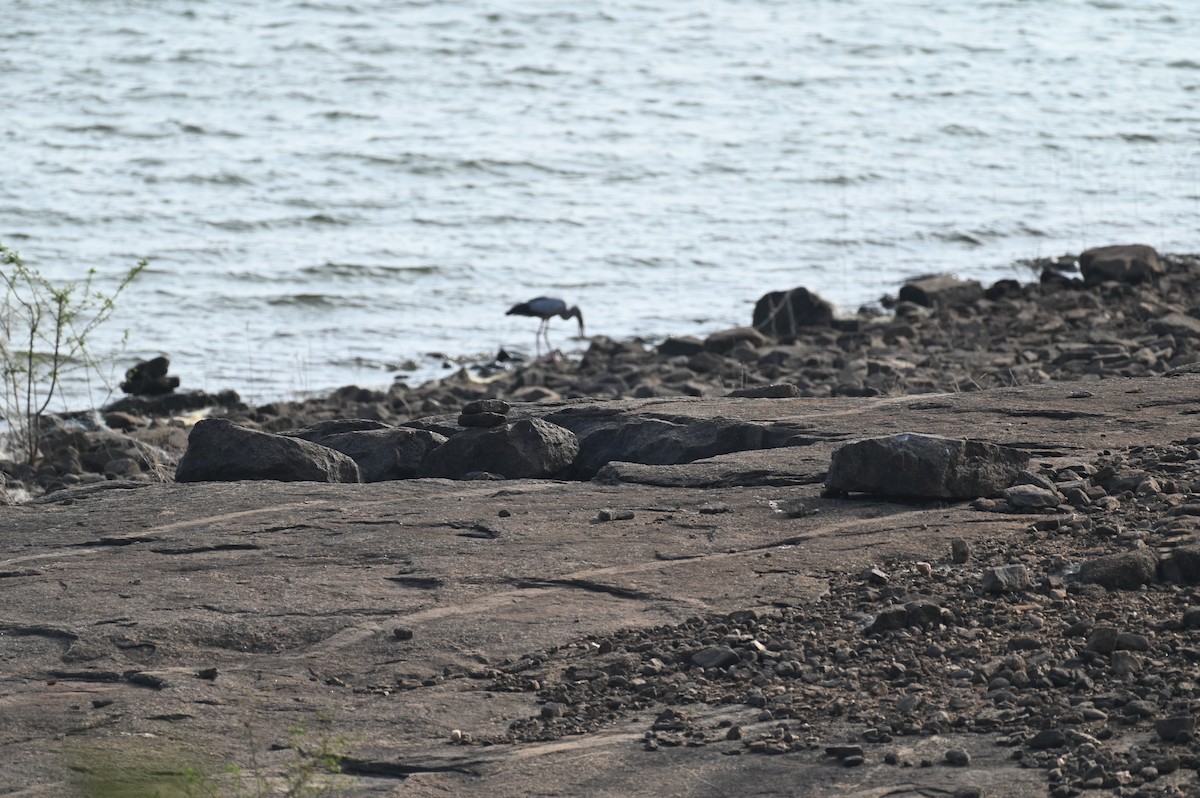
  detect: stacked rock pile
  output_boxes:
[458,399,512,427]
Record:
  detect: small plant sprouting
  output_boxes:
[0,244,145,467]
[66,713,356,797]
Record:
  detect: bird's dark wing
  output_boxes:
[507,297,566,318]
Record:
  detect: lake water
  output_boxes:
[3,0,1198,408]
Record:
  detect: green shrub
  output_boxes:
[65,717,354,798]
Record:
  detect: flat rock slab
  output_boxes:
[4,375,1200,796]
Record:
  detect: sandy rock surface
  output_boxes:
[5,375,1200,796]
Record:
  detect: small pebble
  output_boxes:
[596,508,635,522]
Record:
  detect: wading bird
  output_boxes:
[505,296,585,358]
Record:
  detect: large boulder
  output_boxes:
[419,418,579,480]
[1078,548,1158,590]
[284,419,446,481]
[175,418,362,483]
[752,287,835,338]
[1079,244,1163,285]
[897,274,984,310]
[825,433,1029,499]
[545,407,815,479]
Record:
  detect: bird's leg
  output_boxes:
[535,319,545,359]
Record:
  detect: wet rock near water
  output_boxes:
[119,356,180,396]
[103,388,244,418]
[1080,243,1164,286]
[751,286,835,339]
[14,246,1200,501]
[897,274,984,310]
[364,246,1200,414]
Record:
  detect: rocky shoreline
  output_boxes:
[5,245,1197,498]
[4,244,1200,796]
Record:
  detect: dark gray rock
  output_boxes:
[951,537,971,564]
[285,420,446,481]
[982,564,1031,593]
[1164,544,1200,584]
[1003,484,1063,510]
[1155,716,1194,743]
[104,389,243,417]
[462,399,511,416]
[703,327,768,354]
[867,600,951,634]
[751,286,835,338]
[1014,469,1058,492]
[459,412,508,428]
[867,606,909,634]
[1085,626,1119,655]
[825,745,863,760]
[419,418,579,480]
[1028,729,1067,749]
[944,748,971,766]
[1079,243,1163,285]
[1077,548,1158,589]
[691,646,739,670]
[547,408,817,480]
[656,336,705,358]
[175,419,362,483]
[825,433,1029,499]
[120,356,180,396]
[905,600,952,628]
[1116,632,1149,651]
[897,274,984,310]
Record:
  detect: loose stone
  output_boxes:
[944,748,970,766]
[982,564,1031,593]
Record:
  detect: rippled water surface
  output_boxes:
[4,0,1198,404]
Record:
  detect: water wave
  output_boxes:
[301,262,440,279]
[4,0,1195,405]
